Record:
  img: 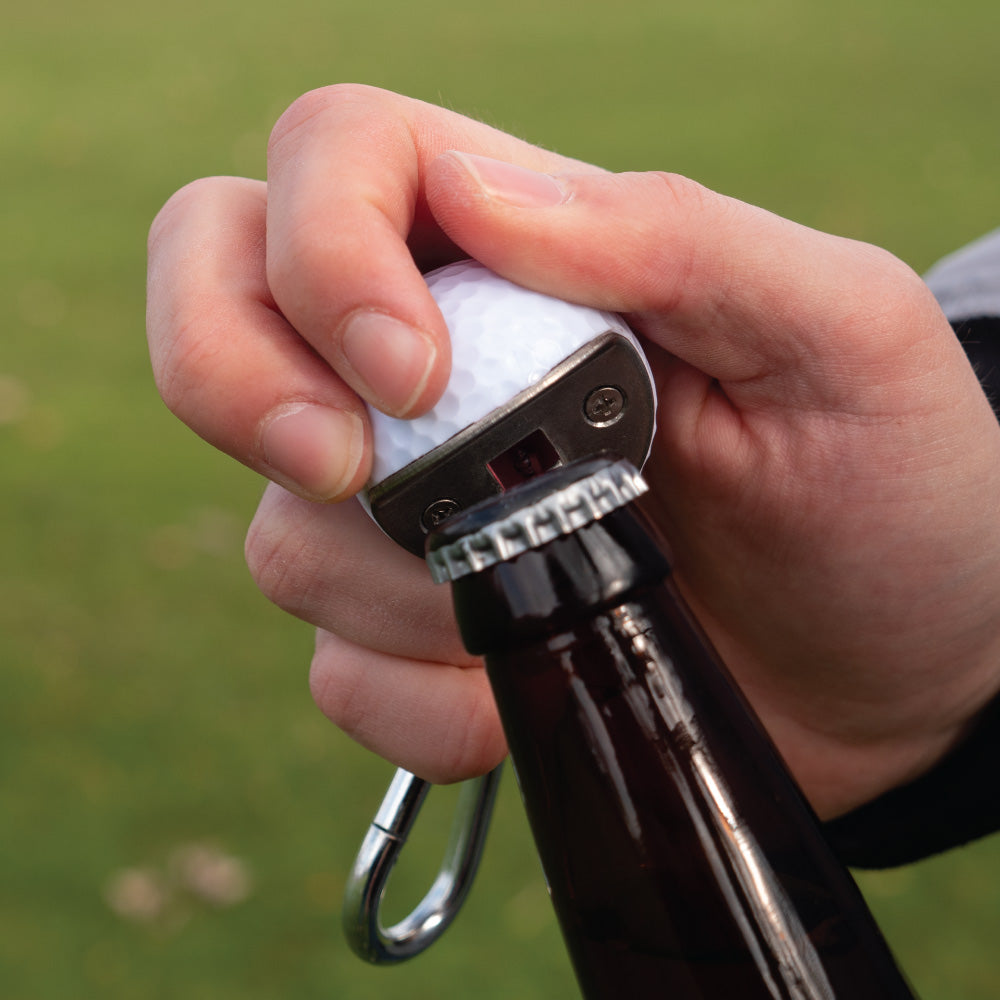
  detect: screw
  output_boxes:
[584,386,626,425]
[421,498,462,532]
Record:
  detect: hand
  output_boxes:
[147,84,1000,820]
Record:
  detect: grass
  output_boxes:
[3,0,1000,996]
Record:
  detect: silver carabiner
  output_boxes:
[342,763,503,964]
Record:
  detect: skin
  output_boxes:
[147,84,1000,820]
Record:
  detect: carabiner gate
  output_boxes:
[342,764,503,964]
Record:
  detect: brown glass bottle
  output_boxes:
[428,457,917,1000]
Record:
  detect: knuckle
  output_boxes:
[150,311,224,420]
[644,170,714,212]
[267,88,331,162]
[244,494,316,618]
[839,244,943,354]
[616,170,731,317]
[244,506,290,607]
[267,83,387,163]
[148,177,215,249]
[308,639,376,744]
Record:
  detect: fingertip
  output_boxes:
[434,150,569,209]
[338,309,448,418]
[258,402,370,501]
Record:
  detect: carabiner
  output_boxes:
[342,763,503,964]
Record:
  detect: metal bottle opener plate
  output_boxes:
[365,329,656,556]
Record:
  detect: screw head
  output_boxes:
[584,386,626,425]
[421,498,462,532]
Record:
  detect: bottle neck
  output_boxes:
[450,503,673,655]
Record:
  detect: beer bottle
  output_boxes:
[427,456,917,1000]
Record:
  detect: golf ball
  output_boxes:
[366,260,645,486]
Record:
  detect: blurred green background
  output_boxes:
[4,0,1000,996]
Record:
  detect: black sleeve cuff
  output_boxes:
[823,694,1000,868]
[952,316,1000,422]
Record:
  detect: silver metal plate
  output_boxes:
[366,331,656,556]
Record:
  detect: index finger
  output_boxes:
[264,83,601,419]
[147,176,372,500]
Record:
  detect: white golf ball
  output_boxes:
[367,260,644,486]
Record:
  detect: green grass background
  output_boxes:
[4,0,1000,996]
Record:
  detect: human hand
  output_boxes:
[147,85,1000,820]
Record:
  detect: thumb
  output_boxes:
[425,151,952,412]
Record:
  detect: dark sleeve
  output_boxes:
[952,316,1000,421]
[822,232,1000,868]
[824,694,1000,868]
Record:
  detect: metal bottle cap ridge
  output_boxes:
[425,457,648,584]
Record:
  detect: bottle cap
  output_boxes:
[426,456,648,584]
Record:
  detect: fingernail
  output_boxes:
[448,151,568,208]
[259,403,365,501]
[340,311,437,416]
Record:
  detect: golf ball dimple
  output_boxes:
[367,260,641,486]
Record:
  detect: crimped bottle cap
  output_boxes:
[426,457,648,583]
